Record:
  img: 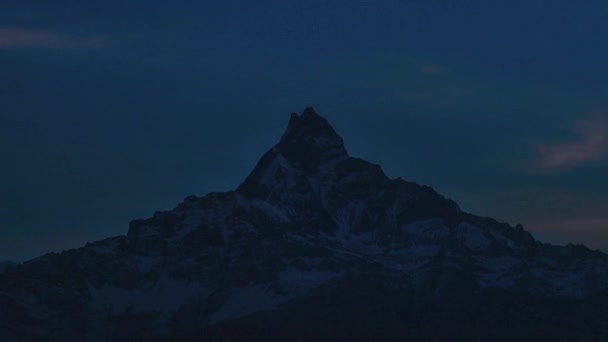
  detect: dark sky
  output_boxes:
[2,1,608,261]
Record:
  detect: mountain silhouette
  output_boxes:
[2,108,608,340]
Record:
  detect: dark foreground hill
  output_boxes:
[2,108,608,340]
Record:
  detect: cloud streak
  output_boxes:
[420,64,442,74]
[0,27,107,50]
[531,118,608,172]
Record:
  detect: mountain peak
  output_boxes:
[281,107,339,140]
[277,107,348,171]
[302,105,319,116]
[237,107,350,197]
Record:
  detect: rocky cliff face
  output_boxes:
[2,108,608,340]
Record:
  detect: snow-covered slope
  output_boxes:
[1,107,608,340]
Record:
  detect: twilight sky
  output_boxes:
[2,1,608,261]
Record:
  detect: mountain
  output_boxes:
[0,262,16,274]
[2,107,608,340]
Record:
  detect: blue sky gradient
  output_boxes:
[1,1,608,261]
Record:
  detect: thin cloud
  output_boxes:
[531,118,608,172]
[0,27,107,50]
[420,64,442,74]
[532,217,608,234]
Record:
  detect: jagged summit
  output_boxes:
[281,107,341,142]
[277,107,348,172]
[237,107,355,197]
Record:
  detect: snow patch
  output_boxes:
[475,256,519,287]
[339,232,384,256]
[459,223,492,250]
[332,202,367,241]
[279,268,342,293]
[250,198,291,222]
[208,284,289,324]
[402,219,449,240]
[486,227,516,248]
[258,152,297,188]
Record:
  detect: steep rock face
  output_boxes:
[1,108,608,340]
[236,107,462,239]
